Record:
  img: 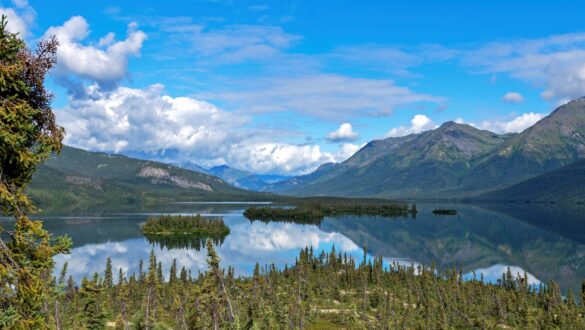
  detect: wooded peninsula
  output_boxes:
[244,198,417,224]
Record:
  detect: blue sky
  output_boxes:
[3,0,585,175]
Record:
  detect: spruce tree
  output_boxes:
[79,277,107,329]
[104,257,113,289]
[0,15,71,327]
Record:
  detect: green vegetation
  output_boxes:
[0,17,71,327]
[28,146,276,213]
[432,208,457,215]
[46,243,585,329]
[142,214,230,238]
[477,158,585,204]
[245,199,417,224]
[244,207,325,224]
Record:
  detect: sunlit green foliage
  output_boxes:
[47,244,585,329]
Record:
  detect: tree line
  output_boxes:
[244,199,418,224]
[39,242,585,329]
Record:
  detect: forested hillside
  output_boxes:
[28,146,270,212]
[477,159,585,203]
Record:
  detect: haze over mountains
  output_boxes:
[31,97,585,205]
[266,97,585,201]
[172,163,290,191]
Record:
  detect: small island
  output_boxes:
[141,214,230,238]
[432,208,458,215]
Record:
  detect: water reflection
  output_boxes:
[320,203,585,295]
[51,214,361,283]
[145,235,224,250]
[1,202,583,296]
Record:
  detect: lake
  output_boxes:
[1,202,584,296]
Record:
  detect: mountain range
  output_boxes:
[266,97,585,201]
[29,97,585,206]
[172,162,290,191]
[28,146,272,212]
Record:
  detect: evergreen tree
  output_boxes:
[58,262,68,287]
[79,277,107,329]
[169,259,178,287]
[104,257,113,289]
[0,15,71,327]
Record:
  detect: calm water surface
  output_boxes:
[2,202,584,295]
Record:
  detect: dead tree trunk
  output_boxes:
[215,269,235,322]
[122,299,129,330]
[145,286,152,330]
[54,301,61,330]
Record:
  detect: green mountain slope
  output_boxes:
[273,97,585,199]
[476,159,585,203]
[28,146,268,212]
[274,122,510,198]
[462,97,585,192]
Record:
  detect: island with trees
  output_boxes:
[141,214,230,239]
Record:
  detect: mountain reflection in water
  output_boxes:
[1,202,582,295]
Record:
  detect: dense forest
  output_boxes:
[35,242,585,329]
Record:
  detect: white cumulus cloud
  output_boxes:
[478,112,545,134]
[334,143,362,162]
[56,84,358,175]
[56,83,249,155]
[385,114,436,137]
[502,92,524,103]
[0,0,35,37]
[326,123,359,142]
[226,142,360,174]
[226,143,334,174]
[45,16,147,85]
